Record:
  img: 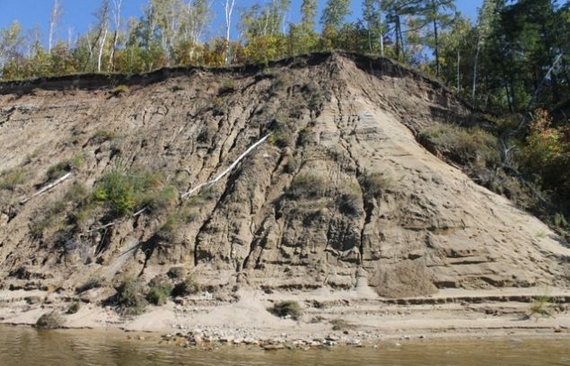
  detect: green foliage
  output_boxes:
[287,173,328,200]
[528,294,554,319]
[419,124,499,166]
[0,167,28,191]
[93,167,168,217]
[35,312,63,329]
[114,277,147,315]
[321,0,351,30]
[139,184,178,214]
[518,109,570,204]
[268,300,301,320]
[110,85,130,97]
[146,282,173,306]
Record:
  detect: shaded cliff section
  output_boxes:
[0,52,569,300]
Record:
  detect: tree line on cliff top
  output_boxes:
[1,0,570,230]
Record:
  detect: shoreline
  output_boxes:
[1,287,569,348]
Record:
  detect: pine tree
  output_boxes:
[321,0,352,31]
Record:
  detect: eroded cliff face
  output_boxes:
[0,53,569,299]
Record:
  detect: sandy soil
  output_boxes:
[1,286,569,345]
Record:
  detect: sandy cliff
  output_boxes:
[0,53,569,334]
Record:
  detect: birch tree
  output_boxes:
[472,0,498,100]
[225,0,236,63]
[95,0,111,72]
[109,0,123,70]
[48,0,63,53]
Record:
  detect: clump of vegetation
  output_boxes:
[171,276,201,297]
[146,281,173,306]
[76,276,104,293]
[46,161,72,181]
[358,170,394,199]
[93,167,172,217]
[139,184,178,214]
[518,109,570,208]
[268,300,301,320]
[218,79,236,95]
[0,167,28,191]
[419,124,499,166]
[90,130,116,144]
[35,311,63,329]
[283,155,300,174]
[167,267,187,279]
[336,192,362,217]
[286,173,328,200]
[296,125,314,147]
[110,84,129,97]
[66,301,81,314]
[113,277,147,315]
[527,294,554,319]
[330,318,354,331]
[267,117,293,148]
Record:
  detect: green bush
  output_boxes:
[419,124,499,166]
[93,168,167,217]
[268,300,301,320]
[114,278,147,315]
[287,173,328,200]
[35,311,63,329]
[111,84,129,97]
[0,167,28,191]
[139,184,178,214]
[146,282,173,306]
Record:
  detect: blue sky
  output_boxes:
[0,0,482,44]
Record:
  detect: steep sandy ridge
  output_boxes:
[0,52,569,306]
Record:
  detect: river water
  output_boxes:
[0,325,569,366]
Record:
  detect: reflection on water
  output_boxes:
[0,325,569,366]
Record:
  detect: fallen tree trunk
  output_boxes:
[181,133,271,199]
[20,172,72,204]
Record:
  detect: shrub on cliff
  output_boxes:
[35,311,63,329]
[113,277,147,315]
[268,300,301,320]
[146,282,173,306]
